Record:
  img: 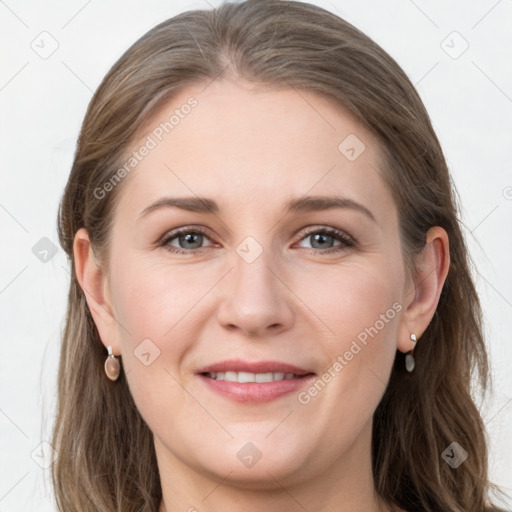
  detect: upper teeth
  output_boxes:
[206,371,297,382]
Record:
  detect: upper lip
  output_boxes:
[196,359,314,376]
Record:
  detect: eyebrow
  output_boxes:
[138,195,377,223]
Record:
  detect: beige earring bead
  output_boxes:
[104,346,121,381]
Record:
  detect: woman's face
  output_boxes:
[99,79,414,488]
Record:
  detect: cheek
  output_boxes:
[107,258,203,409]
[294,261,401,409]
[111,254,215,342]
[295,257,403,406]
[303,257,403,344]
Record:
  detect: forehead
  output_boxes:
[114,79,394,222]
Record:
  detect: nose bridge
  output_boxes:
[234,239,273,297]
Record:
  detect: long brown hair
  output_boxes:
[52,1,509,510]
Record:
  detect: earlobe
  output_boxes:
[397,226,450,354]
[73,228,120,354]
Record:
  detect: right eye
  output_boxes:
[160,227,214,254]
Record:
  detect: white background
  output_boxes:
[1,0,511,510]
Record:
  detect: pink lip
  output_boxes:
[195,359,316,404]
[197,374,316,403]
[195,359,312,375]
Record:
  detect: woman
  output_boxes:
[52,0,509,510]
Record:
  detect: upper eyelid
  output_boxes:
[160,225,215,244]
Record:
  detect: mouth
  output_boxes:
[195,358,314,376]
[195,359,316,403]
[201,371,314,383]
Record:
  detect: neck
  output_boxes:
[156,419,397,512]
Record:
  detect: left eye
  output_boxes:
[296,229,352,252]
[160,227,354,255]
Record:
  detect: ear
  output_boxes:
[73,227,121,355]
[397,226,450,354]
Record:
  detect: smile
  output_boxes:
[203,371,301,383]
[197,372,315,403]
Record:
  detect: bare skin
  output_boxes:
[74,79,449,512]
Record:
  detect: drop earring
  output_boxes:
[405,333,417,373]
[104,345,121,381]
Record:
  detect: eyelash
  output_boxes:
[159,226,356,256]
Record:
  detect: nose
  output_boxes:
[216,247,295,337]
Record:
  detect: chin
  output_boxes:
[190,439,312,490]
[199,457,309,491]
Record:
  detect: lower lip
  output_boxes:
[197,374,316,403]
